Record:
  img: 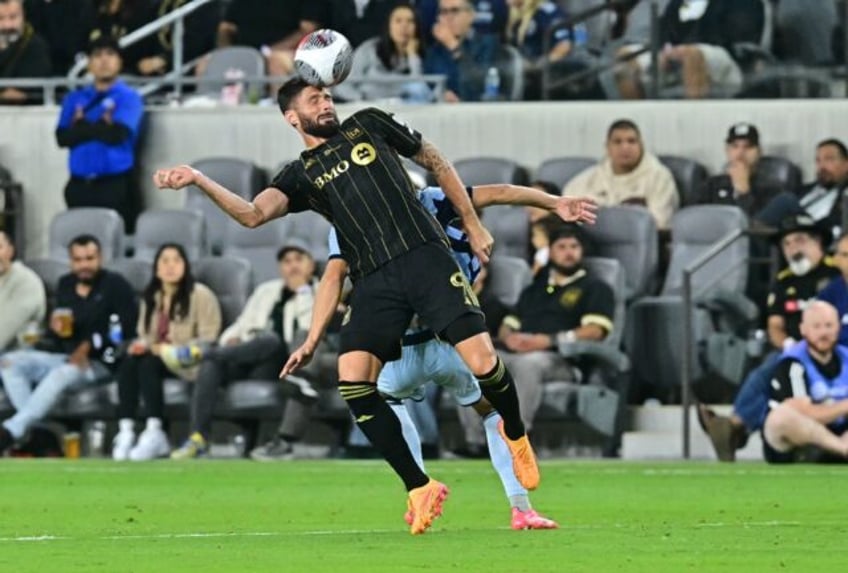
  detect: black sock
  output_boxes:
[339,381,429,491]
[476,358,526,440]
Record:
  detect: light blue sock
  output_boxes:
[389,402,425,472]
[484,412,527,500]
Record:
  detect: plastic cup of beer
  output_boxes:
[52,308,74,338]
[64,432,81,459]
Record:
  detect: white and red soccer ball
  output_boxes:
[294,29,353,88]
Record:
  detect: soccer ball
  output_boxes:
[294,29,353,88]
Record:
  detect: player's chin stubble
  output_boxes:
[302,116,340,138]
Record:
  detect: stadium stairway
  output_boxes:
[622,404,763,461]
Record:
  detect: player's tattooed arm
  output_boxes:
[411,139,494,262]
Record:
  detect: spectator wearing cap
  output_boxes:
[495,224,615,431]
[699,214,839,461]
[562,119,679,230]
[55,35,144,231]
[171,241,321,460]
[0,0,52,104]
[696,123,786,226]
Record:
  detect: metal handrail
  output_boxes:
[67,0,216,98]
[680,228,747,459]
[0,74,448,105]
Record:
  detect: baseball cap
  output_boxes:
[276,239,313,261]
[774,213,831,246]
[87,34,121,56]
[726,123,760,146]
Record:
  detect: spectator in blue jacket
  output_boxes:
[55,35,144,230]
[424,0,499,102]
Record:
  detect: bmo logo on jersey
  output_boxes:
[313,160,351,189]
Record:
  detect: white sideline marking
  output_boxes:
[0,521,812,544]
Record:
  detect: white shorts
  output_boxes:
[377,339,481,407]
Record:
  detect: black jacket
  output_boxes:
[696,171,784,220]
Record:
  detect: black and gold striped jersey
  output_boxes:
[270,107,446,280]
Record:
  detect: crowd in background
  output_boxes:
[0,0,846,105]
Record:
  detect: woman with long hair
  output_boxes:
[506,0,588,63]
[112,243,221,461]
[334,3,433,102]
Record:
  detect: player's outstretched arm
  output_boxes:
[411,140,494,262]
[153,165,289,228]
[472,184,598,224]
[280,258,349,378]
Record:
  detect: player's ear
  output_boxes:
[283,109,298,128]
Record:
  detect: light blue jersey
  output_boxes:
[327,186,482,404]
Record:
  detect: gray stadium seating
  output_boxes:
[758,155,803,193]
[284,211,333,264]
[195,255,253,328]
[197,46,266,101]
[107,258,152,296]
[659,154,709,206]
[486,255,532,307]
[134,209,208,262]
[223,218,293,284]
[536,157,595,189]
[452,157,530,186]
[482,205,530,260]
[582,205,659,301]
[186,157,268,254]
[48,208,125,263]
[626,206,751,397]
[26,258,69,309]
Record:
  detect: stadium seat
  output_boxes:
[535,157,595,189]
[134,209,208,262]
[452,157,530,187]
[186,157,268,254]
[197,46,266,101]
[757,155,803,193]
[658,155,709,206]
[626,206,751,397]
[195,255,253,328]
[48,208,125,263]
[107,258,152,296]
[285,211,333,264]
[482,205,530,259]
[25,258,69,310]
[487,255,532,307]
[223,219,293,284]
[582,206,659,301]
[496,44,526,101]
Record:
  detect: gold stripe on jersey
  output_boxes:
[348,116,430,249]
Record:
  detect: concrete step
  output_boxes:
[622,430,763,461]
[627,404,735,433]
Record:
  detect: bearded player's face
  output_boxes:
[292,86,340,138]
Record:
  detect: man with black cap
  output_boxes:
[700,214,839,461]
[171,240,323,460]
[497,224,615,432]
[696,123,785,224]
[0,0,51,104]
[55,35,144,230]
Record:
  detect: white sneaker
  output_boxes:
[129,428,170,461]
[112,430,136,461]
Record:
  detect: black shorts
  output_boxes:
[340,242,485,363]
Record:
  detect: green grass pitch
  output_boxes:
[0,459,843,572]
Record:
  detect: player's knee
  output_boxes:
[765,403,799,434]
[465,353,498,377]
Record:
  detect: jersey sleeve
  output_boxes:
[418,186,472,229]
[327,228,343,260]
[269,162,311,213]
[768,358,807,409]
[579,278,615,334]
[357,107,423,158]
[767,279,787,318]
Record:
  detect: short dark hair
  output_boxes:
[277,77,312,113]
[817,138,848,160]
[607,119,640,140]
[68,234,101,252]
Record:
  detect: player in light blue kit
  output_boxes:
[283,182,596,530]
